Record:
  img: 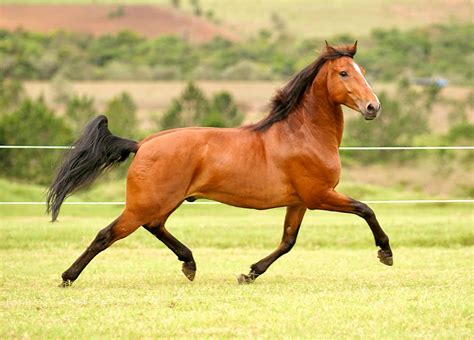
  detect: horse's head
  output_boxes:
[325,42,380,120]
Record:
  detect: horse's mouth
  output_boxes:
[363,113,377,120]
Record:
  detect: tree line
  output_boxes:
[0,23,472,84]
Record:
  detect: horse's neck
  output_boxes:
[286,70,345,147]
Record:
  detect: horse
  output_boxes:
[47,41,393,287]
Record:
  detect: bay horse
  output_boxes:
[47,42,393,286]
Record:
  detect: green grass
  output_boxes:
[1,202,473,338]
[1,0,470,38]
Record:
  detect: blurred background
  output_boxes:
[0,0,472,201]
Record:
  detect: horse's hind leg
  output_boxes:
[238,204,307,284]
[60,210,142,287]
[143,223,196,281]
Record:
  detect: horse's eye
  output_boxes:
[339,71,348,77]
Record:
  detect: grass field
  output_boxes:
[1,202,473,338]
[1,0,470,38]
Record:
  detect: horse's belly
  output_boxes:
[198,189,300,210]
[191,165,300,209]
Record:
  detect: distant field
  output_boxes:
[0,3,239,42]
[1,0,470,38]
[1,203,472,338]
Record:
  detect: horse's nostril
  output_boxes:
[366,103,380,114]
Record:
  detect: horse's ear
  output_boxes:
[324,40,337,53]
[349,40,358,56]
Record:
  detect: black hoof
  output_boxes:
[182,262,196,281]
[378,249,393,266]
[59,279,73,288]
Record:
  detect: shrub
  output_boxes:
[65,95,98,134]
[0,78,25,116]
[161,81,209,129]
[160,81,243,129]
[0,97,73,185]
[103,92,138,138]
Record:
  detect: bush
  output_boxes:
[65,95,98,134]
[203,91,243,127]
[0,78,25,116]
[220,60,274,80]
[445,123,474,145]
[103,92,138,138]
[0,97,73,185]
[161,81,209,129]
[160,81,243,129]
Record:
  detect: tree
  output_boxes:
[65,94,98,134]
[160,81,208,129]
[0,78,25,117]
[103,92,138,138]
[203,91,243,127]
[160,81,243,129]
[0,97,73,184]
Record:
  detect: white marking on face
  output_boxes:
[352,61,379,104]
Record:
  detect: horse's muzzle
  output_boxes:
[362,102,380,120]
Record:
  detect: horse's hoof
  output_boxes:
[378,249,393,266]
[182,262,196,281]
[237,274,250,284]
[59,279,73,288]
[237,273,256,284]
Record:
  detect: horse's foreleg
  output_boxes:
[317,191,393,266]
[238,204,306,284]
[143,224,196,281]
[60,211,141,287]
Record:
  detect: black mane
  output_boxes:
[251,46,356,131]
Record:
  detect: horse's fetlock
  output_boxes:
[62,270,76,282]
[178,250,193,263]
[377,235,390,249]
[250,263,265,275]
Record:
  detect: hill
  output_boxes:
[1,0,470,38]
[0,4,240,43]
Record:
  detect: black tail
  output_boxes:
[47,115,138,221]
